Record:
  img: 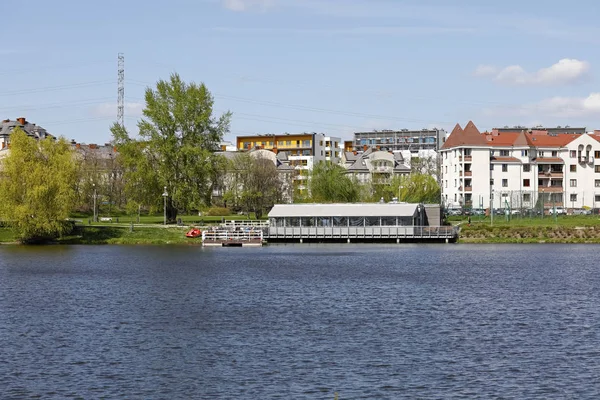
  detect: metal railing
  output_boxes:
[202,229,264,243]
[221,220,270,228]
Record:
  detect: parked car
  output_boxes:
[572,208,592,215]
[548,207,566,215]
[492,208,505,215]
[471,208,485,216]
[446,208,463,216]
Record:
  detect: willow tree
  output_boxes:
[309,162,360,203]
[0,128,77,242]
[112,73,231,221]
[395,173,441,204]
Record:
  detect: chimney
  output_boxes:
[17,117,26,125]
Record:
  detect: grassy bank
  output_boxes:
[0,225,200,245]
[71,213,262,226]
[460,223,600,243]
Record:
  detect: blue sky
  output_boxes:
[2,0,600,144]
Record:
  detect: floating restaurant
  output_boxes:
[267,203,457,243]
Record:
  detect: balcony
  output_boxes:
[464,186,472,192]
[373,166,393,173]
[459,155,472,162]
[460,171,472,177]
[539,186,563,193]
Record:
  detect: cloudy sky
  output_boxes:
[1,0,599,143]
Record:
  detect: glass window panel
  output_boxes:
[365,217,380,226]
[381,217,397,226]
[317,217,332,227]
[287,217,300,227]
[333,216,348,227]
[300,217,315,227]
[349,217,364,227]
[398,217,413,226]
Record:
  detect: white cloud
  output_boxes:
[91,102,144,118]
[473,65,498,77]
[484,93,600,118]
[221,0,275,12]
[475,59,591,86]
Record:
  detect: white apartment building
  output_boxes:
[441,121,600,210]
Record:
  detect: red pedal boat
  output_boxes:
[185,228,202,238]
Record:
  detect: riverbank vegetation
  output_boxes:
[457,215,600,243]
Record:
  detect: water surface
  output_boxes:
[1,244,599,399]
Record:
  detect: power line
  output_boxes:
[0,97,115,113]
[0,80,116,97]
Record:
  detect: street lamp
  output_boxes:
[162,186,168,225]
[92,183,97,223]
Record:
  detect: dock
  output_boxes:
[202,229,264,247]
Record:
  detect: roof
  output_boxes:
[534,157,563,164]
[441,121,581,150]
[268,203,419,218]
[490,156,522,163]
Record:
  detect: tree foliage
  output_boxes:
[309,162,360,203]
[0,128,77,242]
[395,173,441,204]
[223,152,284,218]
[112,73,230,221]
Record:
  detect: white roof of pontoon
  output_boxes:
[268,203,419,218]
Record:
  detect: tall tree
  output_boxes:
[308,162,360,203]
[223,152,283,218]
[112,73,231,221]
[0,128,77,243]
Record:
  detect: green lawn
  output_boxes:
[71,213,263,226]
[0,227,17,243]
[449,214,600,228]
[59,226,196,245]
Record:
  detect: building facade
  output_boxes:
[353,128,446,153]
[441,121,600,211]
[1,117,53,149]
[342,147,410,183]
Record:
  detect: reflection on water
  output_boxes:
[1,244,599,399]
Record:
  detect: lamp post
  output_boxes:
[162,186,168,225]
[92,183,97,223]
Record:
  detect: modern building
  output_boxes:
[266,203,455,242]
[441,121,600,210]
[1,117,54,149]
[342,147,410,183]
[353,128,447,153]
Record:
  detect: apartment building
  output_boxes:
[236,133,342,193]
[441,121,600,210]
[342,147,410,183]
[353,128,446,153]
[1,117,53,149]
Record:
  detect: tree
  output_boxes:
[308,162,360,203]
[395,173,441,204]
[112,73,231,221]
[0,128,77,243]
[224,152,283,218]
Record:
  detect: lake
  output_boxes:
[1,244,599,399]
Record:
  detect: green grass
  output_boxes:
[449,214,600,228]
[59,226,197,245]
[71,213,264,226]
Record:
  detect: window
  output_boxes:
[596,151,600,158]
[596,165,600,173]
[570,194,577,202]
[570,179,577,187]
[570,164,577,172]
[500,150,509,156]
[539,151,545,157]
[464,148,472,156]
[502,179,508,187]
[319,141,323,146]
[596,195,600,203]
[523,193,531,202]
[552,151,558,157]
[596,180,600,188]
[502,164,508,172]
[490,150,495,156]
[454,165,457,172]
[571,150,577,158]
[521,150,529,157]
[454,179,457,187]
[490,179,494,185]
[286,140,291,146]
[445,166,447,173]
[490,164,494,171]
[445,180,447,188]
[523,179,530,187]
[523,164,531,172]
[454,194,457,202]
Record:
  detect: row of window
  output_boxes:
[239,140,312,149]
[270,216,415,227]
[444,149,600,159]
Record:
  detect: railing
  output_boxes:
[267,225,458,240]
[202,229,264,243]
[222,220,270,228]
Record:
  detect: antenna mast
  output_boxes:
[117,53,124,127]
